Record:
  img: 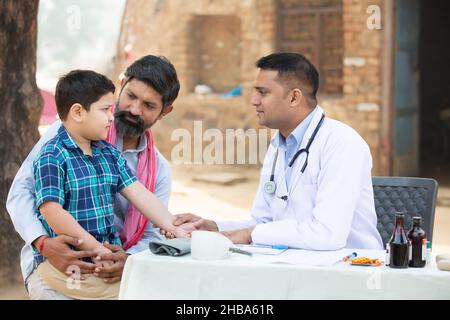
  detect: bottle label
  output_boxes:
[422,238,427,261]
[408,240,412,261]
[385,244,390,266]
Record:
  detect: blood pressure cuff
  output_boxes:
[149,238,191,256]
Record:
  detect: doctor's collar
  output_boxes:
[271,105,320,149]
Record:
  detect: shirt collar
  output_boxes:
[272,106,319,149]
[57,125,106,152]
[58,125,78,150]
[116,132,147,153]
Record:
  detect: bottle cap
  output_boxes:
[413,216,422,222]
[395,212,405,217]
[426,240,431,249]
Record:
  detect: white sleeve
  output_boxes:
[6,121,62,245]
[215,219,257,232]
[251,131,371,250]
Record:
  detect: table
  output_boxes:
[119,248,450,300]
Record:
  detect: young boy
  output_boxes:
[33,70,194,299]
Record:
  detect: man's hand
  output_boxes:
[93,242,128,284]
[36,235,98,277]
[221,227,255,244]
[160,213,219,238]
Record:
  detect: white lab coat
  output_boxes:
[217,106,383,250]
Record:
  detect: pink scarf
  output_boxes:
[106,112,157,251]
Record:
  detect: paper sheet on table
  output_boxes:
[253,249,350,267]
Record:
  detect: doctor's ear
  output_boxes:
[290,88,303,106]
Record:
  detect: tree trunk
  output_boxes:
[0,0,41,284]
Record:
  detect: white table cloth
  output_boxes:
[119,248,450,300]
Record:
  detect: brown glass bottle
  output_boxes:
[407,217,427,267]
[389,213,409,268]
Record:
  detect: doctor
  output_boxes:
[170,52,383,250]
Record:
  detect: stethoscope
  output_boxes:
[263,113,326,198]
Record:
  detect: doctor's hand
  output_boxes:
[221,226,255,244]
[160,213,219,238]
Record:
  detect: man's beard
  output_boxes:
[114,110,150,137]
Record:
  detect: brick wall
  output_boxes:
[189,15,242,93]
[340,0,384,174]
[115,0,277,160]
[115,0,387,174]
[278,0,344,95]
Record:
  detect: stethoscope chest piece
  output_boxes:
[264,181,276,194]
[263,112,325,196]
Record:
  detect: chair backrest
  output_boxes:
[372,176,438,247]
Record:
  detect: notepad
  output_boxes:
[234,244,288,255]
[269,249,346,266]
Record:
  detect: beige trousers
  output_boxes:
[36,261,119,300]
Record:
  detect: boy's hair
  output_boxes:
[55,70,115,121]
[124,55,180,107]
[256,52,319,108]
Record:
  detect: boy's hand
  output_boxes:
[36,235,98,276]
[159,213,200,238]
[93,244,112,256]
[93,242,128,284]
[159,213,218,238]
[92,244,113,267]
[172,222,197,238]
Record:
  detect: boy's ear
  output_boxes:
[68,103,85,122]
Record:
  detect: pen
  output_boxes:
[270,245,289,250]
[342,252,357,262]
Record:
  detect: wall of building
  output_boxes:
[115,0,387,174]
[115,0,277,161]
[340,0,384,174]
[277,0,344,95]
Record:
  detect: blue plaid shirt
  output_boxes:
[33,125,137,265]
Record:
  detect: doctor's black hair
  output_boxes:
[256,52,319,107]
[123,55,180,108]
[55,70,115,121]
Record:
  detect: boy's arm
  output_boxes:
[115,152,194,238]
[120,182,194,238]
[39,201,106,252]
[6,121,62,247]
[34,148,108,255]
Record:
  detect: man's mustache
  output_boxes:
[113,110,147,136]
[114,111,145,126]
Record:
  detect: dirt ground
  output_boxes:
[1,164,449,300]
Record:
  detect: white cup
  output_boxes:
[191,230,233,261]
